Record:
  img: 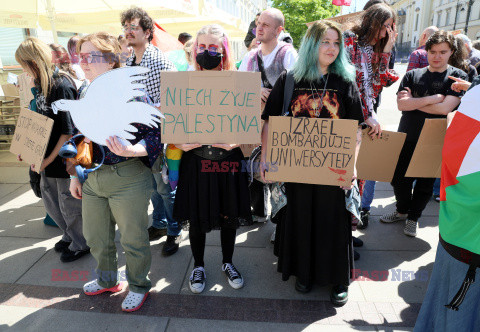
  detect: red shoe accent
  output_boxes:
[85,282,124,296]
[122,292,149,313]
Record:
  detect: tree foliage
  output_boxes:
[271,0,340,49]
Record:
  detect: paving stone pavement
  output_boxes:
[1,64,430,331]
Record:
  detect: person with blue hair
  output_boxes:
[260,20,364,306]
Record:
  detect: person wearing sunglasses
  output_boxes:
[120,7,182,257]
[174,24,252,295]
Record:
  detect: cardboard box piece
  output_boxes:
[160,71,261,144]
[357,129,406,182]
[265,116,358,186]
[9,108,54,173]
[405,119,447,178]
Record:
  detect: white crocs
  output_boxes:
[121,291,149,312]
[83,279,124,296]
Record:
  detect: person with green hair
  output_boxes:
[260,20,364,306]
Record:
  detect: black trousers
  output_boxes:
[391,140,436,221]
[189,227,236,267]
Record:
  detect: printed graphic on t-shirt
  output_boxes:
[291,89,340,119]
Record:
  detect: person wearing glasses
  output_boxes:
[120,7,182,256]
[174,24,252,294]
[73,32,163,312]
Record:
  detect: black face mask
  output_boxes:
[196,52,222,70]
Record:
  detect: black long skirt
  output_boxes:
[274,182,353,286]
[173,147,252,234]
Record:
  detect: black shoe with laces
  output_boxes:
[162,235,180,256]
[148,227,167,241]
[60,248,90,263]
[189,266,206,294]
[54,240,71,253]
[222,263,244,289]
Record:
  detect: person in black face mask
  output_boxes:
[173,24,252,294]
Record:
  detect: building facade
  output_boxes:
[391,0,480,59]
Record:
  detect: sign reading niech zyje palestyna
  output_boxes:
[160,71,261,144]
[265,116,358,186]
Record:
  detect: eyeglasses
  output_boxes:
[79,53,105,64]
[197,44,221,56]
[122,24,141,32]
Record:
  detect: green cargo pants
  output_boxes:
[82,158,153,294]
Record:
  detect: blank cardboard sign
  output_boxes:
[357,129,406,182]
[10,108,54,173]
[405,118,447,178]
[265,116,358,186]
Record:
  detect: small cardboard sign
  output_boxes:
[265,116,358,186]
[405,119,447,178]
[18,73,34,109]
[357,129,407,182]
[9,108,54,173]
[160,71,262,144]
[1,84,19,97]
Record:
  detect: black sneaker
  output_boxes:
[189,266,206,294]
[148,227,167,241]
[54,240,71,253]
[295,278,312,293]
[222,263,244,289]
[60,248,90,263]
[352,236,363,247]
[162,235,180,256]
[433,194,440,202]
[357,209,369,229]
[330,285,349,306]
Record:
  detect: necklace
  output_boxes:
[309,74,329,116]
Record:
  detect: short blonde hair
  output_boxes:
[77,32,122,69]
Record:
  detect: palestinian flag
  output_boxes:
[439,82,480,255]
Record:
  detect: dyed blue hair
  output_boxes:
[293,20,355,83]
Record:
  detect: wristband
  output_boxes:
[70,175,78,179]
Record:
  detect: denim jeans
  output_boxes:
[361,180,376,211]
[151,173,181,236]
[433,178,440,196]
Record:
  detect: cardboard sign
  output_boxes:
[1,84,19,97]
[405,119,447,178]
[265,116,358,186]
[160,71,262,144]
[9,108,54,172]
[357,129,407,182]
[18,73,34,109]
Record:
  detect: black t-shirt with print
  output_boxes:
[36,76,77,178]
[397,66,468,142]
[262,71,364,123]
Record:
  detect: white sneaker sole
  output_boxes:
[227,278,244,289]
[404,229,417,237]
[189,282,205,294]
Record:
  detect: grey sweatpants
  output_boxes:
[40,173,88,252]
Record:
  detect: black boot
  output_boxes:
[357,209,370,230]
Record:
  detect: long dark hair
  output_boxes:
[449,36,469,74]
[351,3,396,71]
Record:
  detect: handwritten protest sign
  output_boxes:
[406,119,447,178]
[357,129,407,182]
[160,71,261,144]
[265,116,358,186]
[10,108,54,173]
